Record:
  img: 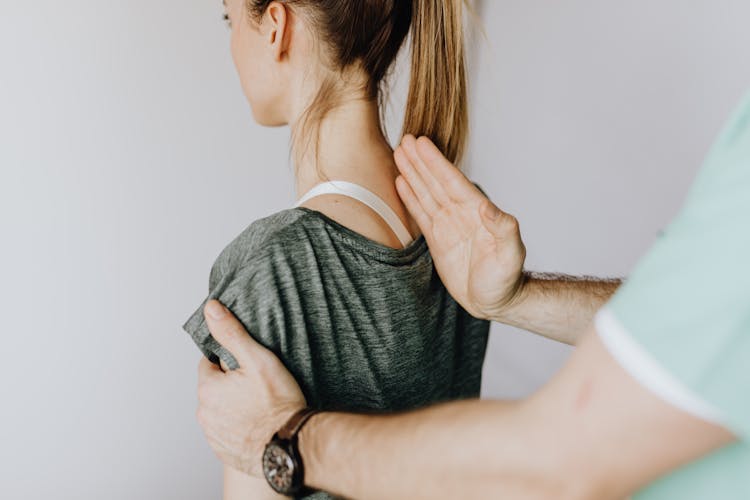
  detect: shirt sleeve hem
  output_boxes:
[595,307,728,428]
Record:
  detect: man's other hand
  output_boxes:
[196,299,307,477]
[394,135,527,321]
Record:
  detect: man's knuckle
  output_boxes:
[500,216,519,233]
[449,177,464,192]
[257,350,280,372]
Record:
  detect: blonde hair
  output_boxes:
[403,1,468,164]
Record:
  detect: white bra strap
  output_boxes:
[295,181,414,248]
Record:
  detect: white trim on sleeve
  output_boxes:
[595,308,728,427]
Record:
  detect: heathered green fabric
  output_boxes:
[183,206,490,500]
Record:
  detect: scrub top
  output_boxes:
[595,91,750,500]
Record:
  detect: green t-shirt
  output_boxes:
[183,207,490,499]
[595,91,750,499]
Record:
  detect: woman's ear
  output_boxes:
[265,2,290,62]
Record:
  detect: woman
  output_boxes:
[182,1,490,498]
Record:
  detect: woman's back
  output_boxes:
[183,206,490,413]
[194,0,476,496]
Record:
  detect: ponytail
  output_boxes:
[403,0,468,165]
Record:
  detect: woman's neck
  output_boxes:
[292,98,399,198]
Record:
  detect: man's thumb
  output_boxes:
[203,299,263,368]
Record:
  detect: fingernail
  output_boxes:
[206,301,227,320]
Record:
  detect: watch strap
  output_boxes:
[278,407,320,440]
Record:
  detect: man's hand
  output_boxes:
[196,299,306,478]
[394,135,620,343]
[394,134,527,321]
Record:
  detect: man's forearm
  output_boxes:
[495,272,622,344]
[295,328,730,500]
[298,400,584,500]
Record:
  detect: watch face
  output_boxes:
[263,441,297,494]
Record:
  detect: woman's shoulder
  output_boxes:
[207,204,428,290]
[238,208,312,249]
[208,207,356,289]
[214,209,317,271]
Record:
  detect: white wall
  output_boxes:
[1,1,748,498]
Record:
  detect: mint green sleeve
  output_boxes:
[604,92,750,439]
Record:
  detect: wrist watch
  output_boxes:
[262,407,320,496]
